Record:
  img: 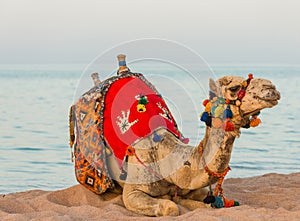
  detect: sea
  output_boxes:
[0,63,299,194]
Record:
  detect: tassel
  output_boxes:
[223,119,235,131]
[203,194,216,204]
[211,196,224,208]
[200,112,209,122]
[237,89,246,100]
[224,105,233,119]
[205,115,212,127]
[119,168,127,180]
[119,155,129,180]
[250,117,261,127]
[153,131,162,142]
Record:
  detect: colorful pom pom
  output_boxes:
[212,118,223,128]
[223,120,235,131]
[202,99,210,107]
[211,196,224,208]
[205,102,212,113]
[250,117,261,127]
[224,197,235,208]
[217,97,226,104]
[137,104,146,112]
[138,96,149,105]
[214,106,225,118]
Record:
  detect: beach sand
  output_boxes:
[1,172,299,221]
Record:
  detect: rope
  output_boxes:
[200,141,231,197]
[126,146,163,180]
[134,152,163,180]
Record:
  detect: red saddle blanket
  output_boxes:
[103,74,182,165]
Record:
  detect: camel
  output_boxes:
[69,55,280,216]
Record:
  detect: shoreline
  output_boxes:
[1,172,299,221]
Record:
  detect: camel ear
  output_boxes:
[209,78,218,95]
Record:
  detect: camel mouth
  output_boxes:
[256,85,281,104]
[243,88,280,117]
[257,90,281,103]
[243,109,261,118]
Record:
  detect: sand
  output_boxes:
[1,172,299,221]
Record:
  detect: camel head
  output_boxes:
[208,74,280,129]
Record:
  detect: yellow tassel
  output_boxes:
[250,117,261,127]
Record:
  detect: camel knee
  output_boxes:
[156,199,179,216]
[123,190,179,217]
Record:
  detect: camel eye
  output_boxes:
[229,86,241,93]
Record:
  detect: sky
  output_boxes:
[0,0,299,65]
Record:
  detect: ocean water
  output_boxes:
[0,63,299,194]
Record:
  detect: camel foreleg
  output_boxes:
[122,187,179,216]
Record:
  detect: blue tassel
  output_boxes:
[153,131,162,142]
[224,105,233,119]
[201,112,209,122]
[211,196,224,208]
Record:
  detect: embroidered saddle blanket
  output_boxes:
[70,72,184,194]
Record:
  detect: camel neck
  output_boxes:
[201,126,237,175]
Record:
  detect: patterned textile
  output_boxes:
[72,88,114,194]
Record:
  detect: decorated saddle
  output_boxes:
[69,57,186,194]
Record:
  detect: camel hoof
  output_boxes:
[156,200,179,216]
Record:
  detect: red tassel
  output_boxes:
[223,119,235,131]
[237,89,246,100]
